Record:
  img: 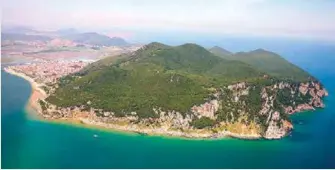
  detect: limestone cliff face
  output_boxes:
[191,100,219,119]
[215,79,327,139]
[284,81,328,114]
[261,80,327,139]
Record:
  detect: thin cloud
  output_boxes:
[2,0,335,41]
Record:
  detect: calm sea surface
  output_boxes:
[1,43,335,168]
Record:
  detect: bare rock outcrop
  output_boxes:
[191,100,219,119]
[264,114,293,139]
[228,82,246,91]
[284,81,327,114]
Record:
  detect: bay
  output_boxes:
[1,43,335,168]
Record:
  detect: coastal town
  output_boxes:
[3,60,93,114]
[6,60,91,84]
[1,28,142,64]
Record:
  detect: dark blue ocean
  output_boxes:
[1,39,335,168]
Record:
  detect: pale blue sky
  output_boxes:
[2,0,335,41]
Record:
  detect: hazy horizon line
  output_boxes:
[2,24,335,45]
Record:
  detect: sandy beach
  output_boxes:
[4,68,46,114]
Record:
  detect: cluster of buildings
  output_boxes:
[8,60,91,84]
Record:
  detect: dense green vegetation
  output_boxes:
[276,87,312,107]
[191,117,216,129]
[216,83,268,128]
[39,100,48,111]
[41,86,50,94]
[211,47,311,81]
[244,85,263,116]
[47,43,263,119]
[47,42,318,131]
[209,46,233,59]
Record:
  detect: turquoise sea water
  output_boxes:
[1,44,335,168]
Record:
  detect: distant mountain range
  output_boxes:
[2,26,129,47]
[56,28,79,36]
[1,33,52,42]
[62,32,128,46]
[1,26,37,34]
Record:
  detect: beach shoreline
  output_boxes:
[4,68,46,115]
[4,68,263,140]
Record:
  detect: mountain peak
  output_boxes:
[176,43,211,53]
[144,42,170,49]
[178,43,203,48]
[209,46,232,55]
[251,48,270,53]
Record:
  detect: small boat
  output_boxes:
[93,134,98,138]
